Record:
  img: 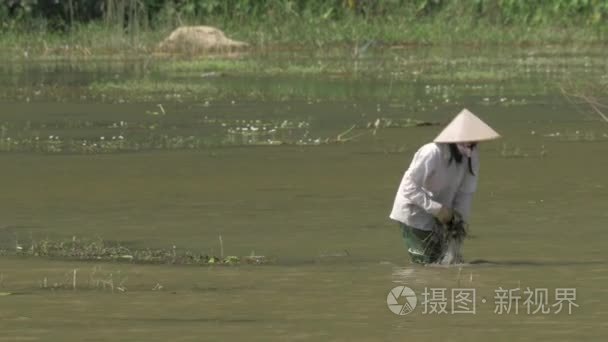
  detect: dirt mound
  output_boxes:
[158,26,248,54]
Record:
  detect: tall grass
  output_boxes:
[1,0,607,59]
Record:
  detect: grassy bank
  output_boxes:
[1,1,608,60]
[1,19,606,60]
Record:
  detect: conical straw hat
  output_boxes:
[433,109,501,143]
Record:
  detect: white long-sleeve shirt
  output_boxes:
[389,143,479,231]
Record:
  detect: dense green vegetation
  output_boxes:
[4,0,608,28]
[1,0,608,58]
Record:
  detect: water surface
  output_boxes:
[0,46,606,340]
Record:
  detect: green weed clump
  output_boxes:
[2,236,270,266]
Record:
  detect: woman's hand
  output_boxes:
[436,206,454,224]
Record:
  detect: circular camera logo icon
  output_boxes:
[387,286,417,315]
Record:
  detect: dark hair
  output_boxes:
[447,143,476,175]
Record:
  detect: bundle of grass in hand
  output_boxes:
[438,212,468,265]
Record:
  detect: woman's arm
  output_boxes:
[452,152,480,222]
[399,144,443,216]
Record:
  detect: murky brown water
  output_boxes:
[0,46,607,340]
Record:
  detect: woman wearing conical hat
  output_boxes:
[389,109,500,264]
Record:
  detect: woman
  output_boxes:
[389,109,500,264]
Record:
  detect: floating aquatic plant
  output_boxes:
[362,117,439,129]
[1,236,271,266]
[0,115,402,153]
[499,143,549,159]
[543,130,608,142]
